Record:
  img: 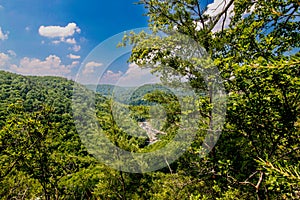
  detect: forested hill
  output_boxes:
[1,56,299,200]
[86,83,189,105]
[0,71,72,126]
[1,0,300,198]
[0,71,99,199]
[0,71,156,199]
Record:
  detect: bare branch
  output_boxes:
[164,156,173,174]
[208,0,234,32]
[240,171,264,193]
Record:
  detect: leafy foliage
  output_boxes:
[0,0,299,199]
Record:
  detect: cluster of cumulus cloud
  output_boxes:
[0,0,251,82]
[0,22,82,77]
[39,22,81,52]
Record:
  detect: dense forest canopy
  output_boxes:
[0,0,300,199]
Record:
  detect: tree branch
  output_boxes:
[208,0,234,33]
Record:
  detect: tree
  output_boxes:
[121,0,300,199]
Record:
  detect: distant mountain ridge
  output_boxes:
[85,83,174,105]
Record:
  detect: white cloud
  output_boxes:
[243,3,256,17]
[80,63,160,85]
[70,44,81,52]
[71,61,80,66]
[194,21,203,31]
[82,61,103,74]
[39,23,81,50]
[100,70,123,84]
[39,22,80,39]
[85,61,103,68]
[0,52,10,68]
[1,52,77,77]
[202,0,234,32]
[0,5,3,10]
[10,55,77,76]
[0,27,9,40]
[206,0,228,17]
[65,38,76,44]
[67,54,81,60]
[114,63,160,87]
[52,40,61,45]
[51,37,77,45]
[7,50,16,57]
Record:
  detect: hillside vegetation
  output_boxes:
[1,0,300,199]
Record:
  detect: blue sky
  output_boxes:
[0,0,215,85]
